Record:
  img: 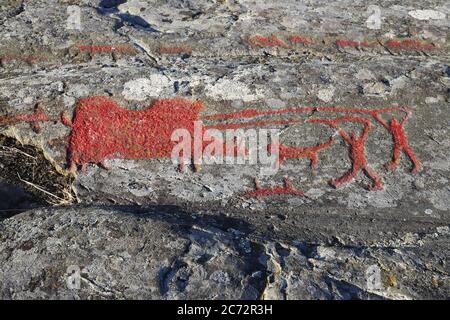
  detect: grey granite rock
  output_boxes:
[0,206,449,299]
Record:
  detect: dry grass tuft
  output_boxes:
[0,132,78,206]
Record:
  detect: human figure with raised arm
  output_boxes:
[371,108,422,173]
[308,117,383,191]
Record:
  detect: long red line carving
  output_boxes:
[247,35,292,49]
[205,119,303,130]
[0,103,49,133]
[203,107,315,120]
[247,34,437,52]
[76,45,137,55]
[385,39,435,51]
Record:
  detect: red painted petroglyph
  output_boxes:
[64,97,251,173]
[0,55,46,65]
[269,137,333,169]
[76,45,137,55]
[157,46,192,55]
[0,103,49,133]
[288,35,314,45]
[203,107,315,121]
[335,40,371,48]
[205,119,303,130]
[308,117,383,191]
[372,109,422,172]
[247,35,291,49]
[4,95,422,193]
[314,106,402,114]
[385,39,435,51]
[66,97,204,170]
[314,107,421,172]
[245,34,440,54]
[206,106,421,178]
[203,109,263,121]
[246,177,306,198]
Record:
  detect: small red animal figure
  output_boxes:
[309,117,383,191]
[267,137,333,169]
[61,96,204,173]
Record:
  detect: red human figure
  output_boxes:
[371,108,422,173]
[308,117,383,191]
[268,137,333,169]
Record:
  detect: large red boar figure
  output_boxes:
[63,96,204,171]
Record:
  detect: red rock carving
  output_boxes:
[268,137,333,169]
[64,97,204,171]
[246,177,306,198]
[1,95,422,193]
[314,107,422,172]
[76,45,137,55]
[288,35,314,45]
[247,35,292,49]
[210,106,421,173]
[308,117,383,191]
[203,107,315,121]
[385,39,435,51]
[205,119,304,130]
[245,35,437,53]
[335,40,371,48]
[0,103,49,133]
[0,55,46,65]
[372,109,422,172]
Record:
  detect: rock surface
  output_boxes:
[0,206,449,299]
[0,0,449,299]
